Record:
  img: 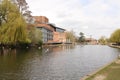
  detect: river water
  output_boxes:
[0,45,120,80]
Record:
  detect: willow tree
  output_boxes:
[0,0,30,45]
[109,29,120,44]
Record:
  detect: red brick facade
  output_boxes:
[85,38,98,45]
[34,16,55,31]
[34,16,49,24]
[53,32,66,43]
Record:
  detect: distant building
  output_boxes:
[33,16,66,43]
[85,38,98,45]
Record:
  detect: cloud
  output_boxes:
[26,0,120,39]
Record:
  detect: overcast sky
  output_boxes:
[26,0,120,39]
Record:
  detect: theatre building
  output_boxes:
[33,16,66,44]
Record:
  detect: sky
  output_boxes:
[26,0,120,39]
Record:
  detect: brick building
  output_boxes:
[33,16,66,43]
[85,38,98,45]
[34,16,49,24]
[53,27,66,43]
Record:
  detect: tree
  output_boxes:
[0,0,30,45]
[65,30,76,43]
[98,36,107,45]
[16,0,28,13]
[28,25,42,45]
[0,0,9,26]
[15,0,33,23]
[79,32,85,42]
[109,29,120,44]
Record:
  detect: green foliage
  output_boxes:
[109,29,120,43]
[98,36,107,45]
[79,32,84,36]
[38,40,43,46]
[79,32,85,42]
[28,26,42,45]
[0,0,30,45]
[65,30,76,43]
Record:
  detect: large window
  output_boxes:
[37,27,53,42]
[56,28,64,33]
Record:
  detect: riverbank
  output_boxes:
[81,58,120,80]
[81,45,120,80]
[0,42,74,50]
[109,44,120,49]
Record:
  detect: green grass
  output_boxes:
[85,59,120,80]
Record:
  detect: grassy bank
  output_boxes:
[84,58,120,80]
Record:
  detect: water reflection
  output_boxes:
[0,45,119,80]
[42,44,75,53]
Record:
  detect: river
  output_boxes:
[0,45,120,80]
